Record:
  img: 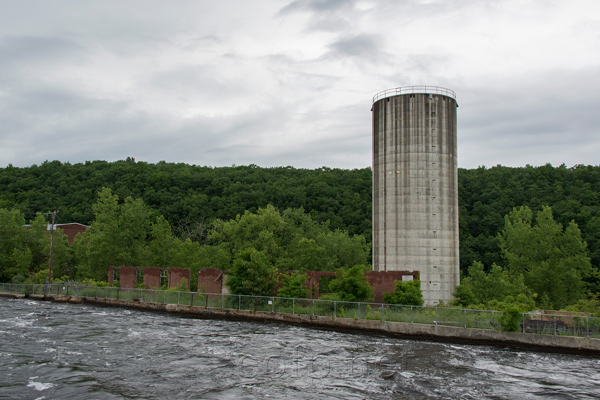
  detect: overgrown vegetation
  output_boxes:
[384,280,424,306]
[2,160,600,313]
[453,205,597,313]
[324,265,374,302]
[0,189,369,294]
[277,271,310,299]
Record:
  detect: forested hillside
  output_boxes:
[0,159,372,239]
[459,164,600,272]
[1,160,600,274]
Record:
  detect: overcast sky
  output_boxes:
[1,0,599,170]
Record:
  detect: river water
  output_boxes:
[1,297,599,399]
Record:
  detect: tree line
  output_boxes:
[2,160,600,273]
[1,160,600,312]
[0,159,371,239]
[453,205,595,313]
[0,188,371,292]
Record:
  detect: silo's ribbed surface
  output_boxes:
[372,86,459,305]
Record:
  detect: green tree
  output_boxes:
[454,261,531,307]
[78,188,121,280]
[278,238,331,271]
[226,248,277,296]
[452,285,476,308]
[0,209,29,281]
[0,210,54,282]
[117,196,152,265]
[206,205,369,273]
[326,264,374,302]
[384,280,424,306]
[147,215,177,268]
[171,239,207,291]
[277,271,309,298]
[499,206,594,309]
[208,204,284,267]
[77,188,154,280]
[316,230,370,271]
[498,306,522,332]
[47,228,75,280]
[9,247,32,281]
[26,213,52,273]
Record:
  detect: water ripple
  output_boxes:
[1,298,599,399]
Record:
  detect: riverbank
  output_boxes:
[3,292,600,356]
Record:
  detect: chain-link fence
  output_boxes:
[2,282,599,339]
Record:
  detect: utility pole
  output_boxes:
[47,211,58,282]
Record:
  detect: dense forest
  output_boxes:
[3,159,600,312]
[0,159,372,240]
[2,159,600,273]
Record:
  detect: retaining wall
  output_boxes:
[4,292,599,356]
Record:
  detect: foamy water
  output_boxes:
[0,297,599,399]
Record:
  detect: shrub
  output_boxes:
[499,306,522,332]
[277,271,309,299]
[383,280,424,306]
[327,265,373,302]
[167,278,189,292]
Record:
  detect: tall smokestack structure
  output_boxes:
[372,86,459,305]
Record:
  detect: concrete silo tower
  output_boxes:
[372,86,459,305]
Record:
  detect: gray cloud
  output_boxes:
[0,36,86,78]
[280,0,355,15]
[458,66,600,167]
[0,0,599,170]
[279,0,360,32]
[326,33,384,58]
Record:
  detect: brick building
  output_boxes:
[51,223,88,244]
[108,266,191,290]
[198,268,419,303]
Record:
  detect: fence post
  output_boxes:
[492,311,495,330]
[587,316,590,338]
[554,316,557,335]
[238,295,241,310]
[435,307,438,326]
[334,301,336,319]
[293,298,295,315]
[221,294,224,309]
[464,309,467,328]
[411,306,413,324]
[272,297,274,313]
[522,313,526,333]
[96,287,98,298]
[381,304,384,321]
[358,302,361,319]
[312,299,315,316]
